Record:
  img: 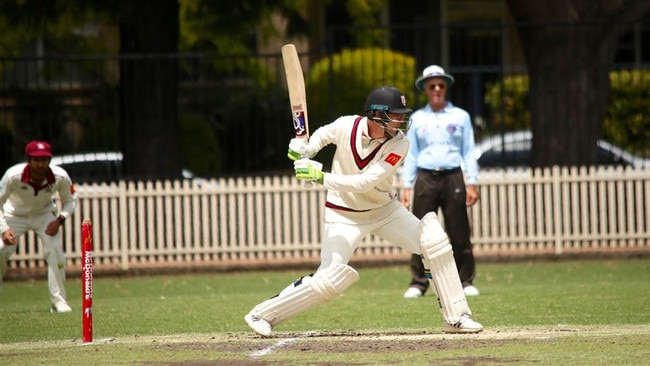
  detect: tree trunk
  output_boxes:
[521,21,616,167]
[118,0,182,180]
[506,0,650,168]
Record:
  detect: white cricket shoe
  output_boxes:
[463,285,480,297]
[403,287,423,299]
[443,314,484,334]
[245,313,272,337]
[51,302,72,313]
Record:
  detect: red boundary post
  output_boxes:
[81,219,93,343]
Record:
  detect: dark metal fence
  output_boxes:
[0,53,296,176]
[1,21,648,177]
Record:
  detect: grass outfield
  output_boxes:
[0,258,648,365]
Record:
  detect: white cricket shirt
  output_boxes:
[0,163,78,233]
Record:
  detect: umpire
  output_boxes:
[400,65,480,298]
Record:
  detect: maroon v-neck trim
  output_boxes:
[350,116,384,170]
[21,165,55,196]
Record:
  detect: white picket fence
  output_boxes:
[7,166,649,276]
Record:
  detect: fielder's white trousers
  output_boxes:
[0,211,67,305]
[319,199,422,270]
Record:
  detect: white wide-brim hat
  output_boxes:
[415,65,455,91]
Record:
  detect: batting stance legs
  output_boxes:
[0,212,68,307]
[245,264,359,337]
[245,201,482,336]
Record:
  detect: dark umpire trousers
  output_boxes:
[409,167,476,291]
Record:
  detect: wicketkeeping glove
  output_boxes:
[287,138,317,161]
[294,158,324,184]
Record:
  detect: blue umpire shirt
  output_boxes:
[402,102,479,188]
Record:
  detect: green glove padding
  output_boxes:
[287,149,302,161]
[294,159,324,184]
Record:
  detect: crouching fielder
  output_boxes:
[245,86,483,337]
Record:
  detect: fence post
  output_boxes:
[552,166,564,255]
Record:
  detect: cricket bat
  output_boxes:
[282,44,310,144]
[282,44,317,187]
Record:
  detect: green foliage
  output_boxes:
[484,70,650,155]
[177,80,293,175]
[179,0,253,54]
[0,17,36,57]
[605,70,650,155]
[75,116,119,152]
[180,56,275,90]
[0,1,112,57]
[345,0,385,46]
[216,85,294,173]
[1,1,305,57]
[178,0,305,53]
[305,47,417,125]
[65,83,119,153]
[9,88,66,146]
[180,113,222,175]
[484,75,530,131]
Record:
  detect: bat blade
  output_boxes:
[281,44,309,141]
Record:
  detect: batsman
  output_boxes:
[245,86,483,336]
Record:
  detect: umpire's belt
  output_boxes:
[417,167,462,177]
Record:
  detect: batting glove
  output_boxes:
[294,158,324,184]
[288,138,316,161]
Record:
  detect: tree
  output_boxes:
[505,0,650,168]
[179,0,308,54]
[0,0,307,178]
[0,0,183,179]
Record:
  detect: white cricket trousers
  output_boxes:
[0,211,67,305]
[319,199,423,270]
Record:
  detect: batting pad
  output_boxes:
[420,212,471,324]
[250,264,359,327]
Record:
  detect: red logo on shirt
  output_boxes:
[384,153,401,166]
[70,185,76,194]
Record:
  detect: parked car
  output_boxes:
[50,152,203,184]
[473,131,650,169]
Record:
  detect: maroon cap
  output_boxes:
[25,141,53,157]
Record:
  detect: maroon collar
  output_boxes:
[350,116,384,170]
[21,164,55,195]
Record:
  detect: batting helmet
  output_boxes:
[364,86,412,115]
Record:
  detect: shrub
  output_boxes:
[605,70,650,155]
[483,75,530,131]
[180,113,222,175]
[305,48,417,128]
